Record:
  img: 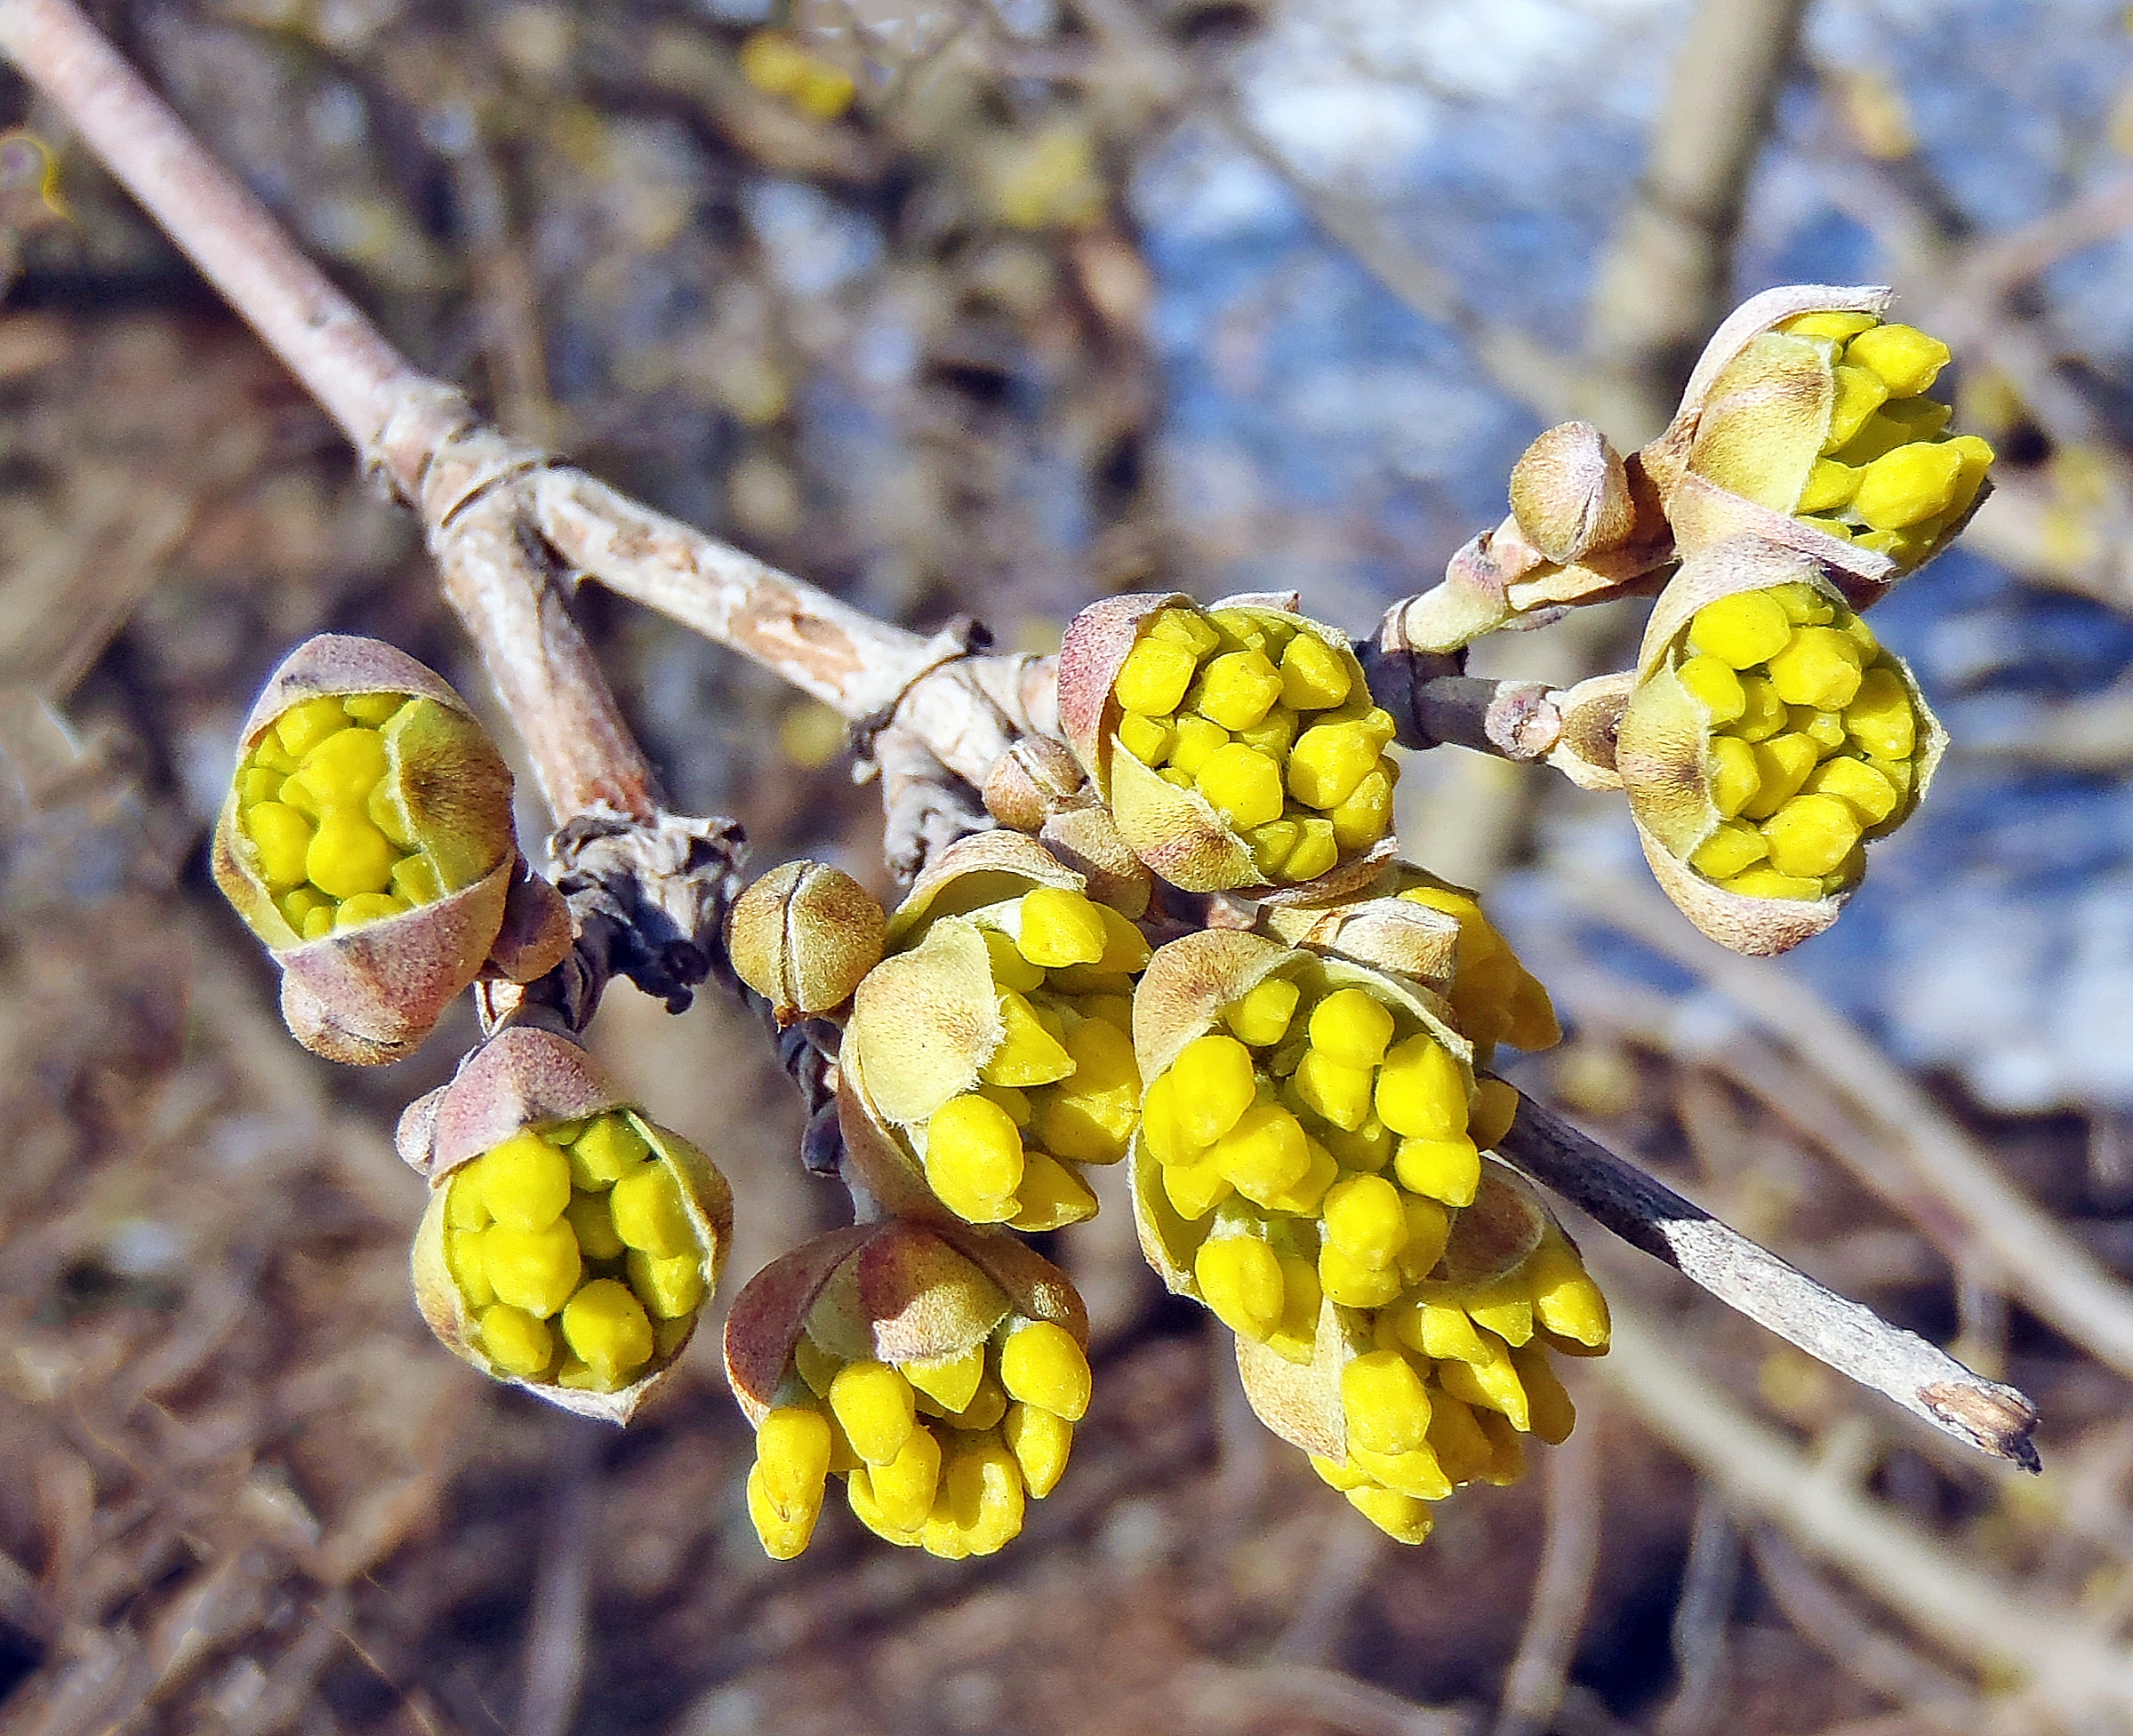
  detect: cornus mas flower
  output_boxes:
[1648,285,1994,600]
[840,832,1150,1231]
[212,636,569,1062]
[404,1027,732,1422]
[1058,592,1401,894]
[725,1220,1091,1560]
[1616,539,1945,955]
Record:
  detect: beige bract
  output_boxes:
[841,832,1151,1232]
[1615,540,1945,956]
[407,1027,732,1423]
[724,1221,1089,1560]
[1127,928,1605,1545]
[212,636,568,1063]
[1058,592,1400,894]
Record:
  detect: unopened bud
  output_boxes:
[726,860,886,1024]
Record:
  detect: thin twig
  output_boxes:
[1491,1419,1604,1736]
[1495,1092,2041,1469]
[1652,1487,1740,1736]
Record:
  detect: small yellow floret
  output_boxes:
[1853,441,1964,532]
[274,696,350,757]
[1287,722,1380,811]
[1036,1018,1142,1164]
[1689,820,1768,880]
[609,1163,695,1258]
[1391,1134,1481,1207]
[1823,363,1889,452]
[1210,1104,1311,1204]
[342,692,404,725]
[1114,637,1199,716]
[625,1247,705,1317]
[1279,633,1353,709]
[1116,712,1174,766]
[1779,310,1877,341]
[1687,592,1791,668]
[1003,1403,1073,1497]
[560,1279,654,1387]
[1762,794,1864,878]
[288,725,388,810]
[1226,975,1300,1046]
[748,1463,819,1559]
[568,1115,651,1188]
[1293,1049,1375,1132]
[1169,1035,1258,1145]
[1767,626,1864,709]
[869,1427,943,1531]
[982,991,1076,1087]
[1281,817,1341,882]
[1327,767,1395,852]
[1738,732,1821,821]
[1845,666,1916,760]
[1000,1321,1091,1420]
[1804,756,1898,824]
[1342,1348,1431,1453]
[1194,650,1283,731]
[1167,714,1227,778]
[1148,606,1223,656]
[244,802,315,891]
[483,1220,581,1316]
[1309,987,1396,1069]
[757,1405,833,1511]
[1375,1035,1466,1140]
[1794,457,1860,514]
[1196,742,1286,830]
[1014,887,1109,967]
[1734,675,1788,741]
[1677,654,1745,724]
[1706,736,1760,819]
[924,1092,1026,1221]
[1195,1236,1284,1340]
[389,854,443,905]
[1322,1172,1407,1268]
[830,1360,918,1466]
[478,1130,573,1230]
[306,811,396,899]
[1725,866,1824,900]
[477,1304,554,1377]
[1845,323,1950,396]
[906,1345,986,1413]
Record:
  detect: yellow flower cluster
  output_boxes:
[748,1316,1092,1561]
[1110,605,1400,884]
[1672,582,1923,900]
[1776,313,1993,572]
[910,886,1149,1228]
[439,1112,711,1394]
[235,692,448,940]
[1306,1215,1608,1543]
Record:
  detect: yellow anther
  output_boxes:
[626,1247,705,1319]
[445,1169,492,1230]
[1733,675,1788,741]
[1770,582,1836,626]
[1689,820,1768,880]
[243,802,315,891]
[566,1115,650,1189]
[1352,1443,1452,1502]
[1194,649,1283,731]
[830,1360,918,1466]
[1169,1034,1258,1145]
[1822,362,1889,453]
[482,1220,582,1316]
[1319,1242,1402,1308]
[1002,1403,1072,1497]
[1676,654,1746,724]
[1322,1172,1407,1267]
[1778,310,1877,341]
[1725,865,1823,900]
[981,926,1046,994]
[1762,793,1864,878]
[235,766,283,808]
[1014,887,1110,967]
[793,1334,841,1403]
[845,1466,922,1548]
[562,1191,624,1261]
[1163,1152,1234,1218]
[1195,1235,1285,1340]
[1846,666,1916,760]
[1281,817,1340,882]
[999,1320,1091,1420]
[924,1092,1026,1222]
[305,810,396,900]
[1209,1103,1311,1204]
[1529,1238,1612,1348]
[477,1304,554,1377]
[1512,1345,1578,1445]
[1854,441,1964,531]
[1705,736,1760,820]
[1193,742,1284,832]
[1167,714,1228,779]
[1082,996,1135,1037]
[1423,1392,1492,1483]
[1469,1294,1534,1346]
[869,1424,943,1532]
[1794,457,1860,514]
[942,1372,1008,1432]
[609,1162,695,1258]
[1113,636,1199,716]
[365,778,415,849]
[1275,632,1352,710]
[1137,1072,1198,1167]
[1342,1348,1432,1453]
[906,1344,987,1413]
[1688,591,1791,669]
[1391,1134,1481,1207]
[1804,756,1898,824]
[445,1226,495,1308]
[1436,1347,1529,1432]
[1406,1300,1479,1363]
[756,1405,833,1515]
[927,1436,1025,1558]
[1035,1017,1142,1164]
[1375,1035,1467,1140]
[1261,1138,1338,1217]
[1737,732,1821,821]
[387,854,441,907]
[1311,1452,1372,1492]
[1287,720,1380,810]
[982,991,1077,1087]
[1295,1047,1375,1132]
[477,1130,573,1230]
[341,692,403,725]
[748,1463,821,1559]
[1116,711,1175,767]
[1263,1252,1322,1363]
[1327,767,1395,852]
[1397,1196,1452,1283]
[1476,1412,1528,1484]
[1346,1484,1437,1544]
[300,907,334,940]
[559,1279,655,1388]
[1767,626,1864,709]
[288,725,388,811]
[1309,987,1396,1069]
[1245,819,1298,879]
[1845,322,1950,396]
[274,695,350,758]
